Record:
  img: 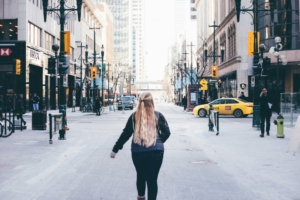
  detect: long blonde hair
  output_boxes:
[133,92,157,147]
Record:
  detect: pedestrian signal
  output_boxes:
[212,66,218,78]
[15,59,21,75]
[90,67,97,78]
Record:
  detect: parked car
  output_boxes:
[129,96,137,107]
[193,98,253,118]
[118,96,134,110]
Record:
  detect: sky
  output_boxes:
[144,0,175,80]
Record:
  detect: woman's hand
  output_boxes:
[110,152,116,158]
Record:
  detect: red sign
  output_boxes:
[0,48,12,56]
[225,106,231,110]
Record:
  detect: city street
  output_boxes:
[0,103,299,200]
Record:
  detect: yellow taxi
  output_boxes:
[193,98,253,118]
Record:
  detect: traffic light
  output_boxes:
[252,65,262,75]
[248,32,260,56]
[64,31,70,55]
[90,66,97,78]
[58,55,70,74]
[48,57,56,74]
[262,57,271,76]
[212,66,218,78]
[15,59,21,75]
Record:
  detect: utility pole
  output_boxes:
[187,42,195,84]
[89,26,100,111]
[75,42,87,111]
[107,63,110,104]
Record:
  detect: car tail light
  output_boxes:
[246,103,253,107]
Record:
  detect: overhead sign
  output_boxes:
[0,48,12,56]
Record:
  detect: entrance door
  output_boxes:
[29,65,43,110]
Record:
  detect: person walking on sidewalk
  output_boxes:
[31,93,40,111]
[16,94,26,126]
[238,92,248,101]
[110,92,171,200]
[182,96,187,111]
[258,88,273,137]
[95,96,101,116]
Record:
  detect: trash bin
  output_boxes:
[32,110,47,130]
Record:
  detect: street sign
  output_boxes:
[200,78,208,85]
[0,48,12,56]
[251,76,255,87]
[240,83,247,90]
[208,79,217,84]
[200,79,208,90]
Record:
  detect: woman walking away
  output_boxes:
[111,92,171,200]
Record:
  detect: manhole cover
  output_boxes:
[191,160,217,165]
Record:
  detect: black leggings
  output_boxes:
[132,150,164,200]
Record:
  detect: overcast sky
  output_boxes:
[144,0,175,80]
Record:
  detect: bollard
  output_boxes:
[274,114,284,138]
[208,104,214,132]
[252,105,260,129]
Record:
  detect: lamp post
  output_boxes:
[42,0,82,136]
[269,36,288,114]
[204,21,225,100]
[75,41,87,111]
[101,45,105,106]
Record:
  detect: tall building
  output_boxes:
[132,0,146,80]
[174,0,186,40]
[94,0,131,69]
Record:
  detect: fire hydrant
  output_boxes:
[273,114,284,138]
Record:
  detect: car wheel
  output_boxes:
[198,109,207,117]
[243,114,248,117]
[234,109,243,118]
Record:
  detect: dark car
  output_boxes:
[118,96,134,110]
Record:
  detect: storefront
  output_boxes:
[218,71,237,98]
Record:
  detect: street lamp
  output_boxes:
[42,0,83,138]
[101,45,105,106]
[269,36,288,114]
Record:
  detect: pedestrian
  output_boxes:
[16,94,26,126]
[95,96,101,116]
[110,92,171,200]
[206,96,211,103]
[200,95,206,105]
[258,88,273,137]
[31,93,40,111]
[238,92,248,101]
[182,96,187,111]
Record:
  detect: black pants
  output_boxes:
[17,114,26,125]
[260,114,271,134]
[132,150,164,200]
[96,108,100,116]
[183,105,187,111]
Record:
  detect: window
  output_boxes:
[45,32,54,51]
[28,22,41,47]
[226,99,238,104]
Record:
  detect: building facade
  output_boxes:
[0,0,111,110]
[195,0,253,100]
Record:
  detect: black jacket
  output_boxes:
[258,94,273,116]
[112,111,171,153]
[238,95,248,101]
[31,96,40,104]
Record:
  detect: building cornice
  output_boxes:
[219,55,241,70]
